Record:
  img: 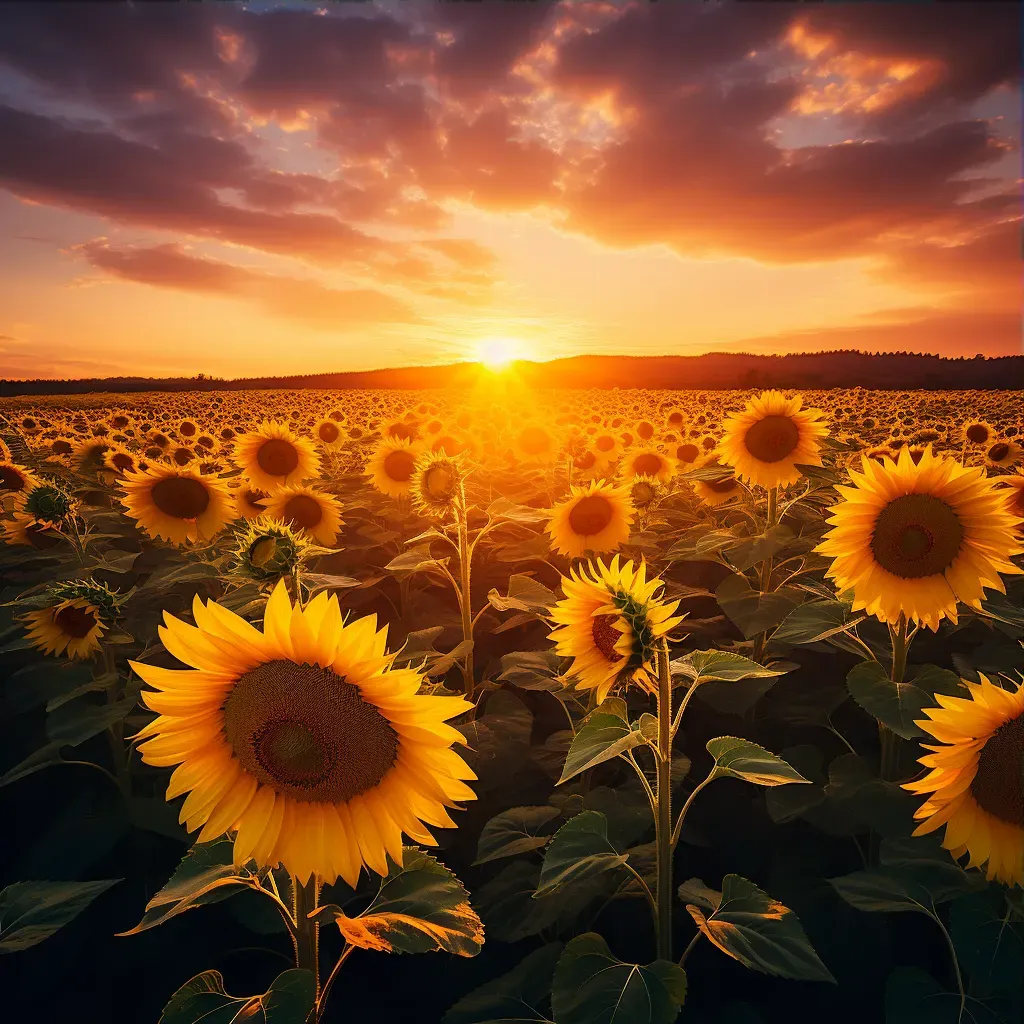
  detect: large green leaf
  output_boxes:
[488,574,557,614]
[442,942,562,1024]
[557,713,648,785]
[846,661,936,740]
[950,888,1024,994]
[773,599,863,645]
[551,932,687,1024]
[45,693,137,746]
[682,874,834,983]
[4,660,94,714]
[158,969,316,1024]
[671,650,788,684]
[536,811,627,898]
[0,879,120,953]
[715,575,801,639]
[706,736,811,787]
[118,838,252,935]
[316,848,482,956]
[724,525,796,572]
[474,806,561,865]
[884,966,1008,1024]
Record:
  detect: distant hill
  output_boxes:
[2,350,1022,396]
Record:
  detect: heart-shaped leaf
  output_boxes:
[0,879,121,953]
[536,811,627,898]
[706,736,811,787]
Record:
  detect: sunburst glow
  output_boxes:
[476,336,526,370]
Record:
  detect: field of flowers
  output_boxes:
[1,385,1022,1024]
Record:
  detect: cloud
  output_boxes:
[72,240,421,329]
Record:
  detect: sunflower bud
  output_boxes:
[233,518,310,584]
[411,452,464,518]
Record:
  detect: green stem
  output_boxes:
[880,612,910,783]
[317,944,355,1019]
[751,486,778,664]
[655,642,673,961]
[456,486,475,702]
[678,930,702,968]
[293,875,321,1016]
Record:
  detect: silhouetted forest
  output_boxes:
[2,350,1022,396]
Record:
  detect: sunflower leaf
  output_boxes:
[773,599,864,645]
[328,848,483,956]
[384,544,450,576]
[683,874,835,983]
[715,574,801,639]
[551,932,687,1024]
[672,650,789,684]
[487,573,557,614]
[0,878,121,953]
[707,736,811,787]
[158,968,316,1024]
[845,661,935,740]
[474,806,562,865]
[485,497,550,524]
[536,811,628,897]
[557,714,649,785]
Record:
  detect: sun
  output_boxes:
[477,336,526,370]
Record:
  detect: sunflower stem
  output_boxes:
[655,641,673,962]
[292,875,321,1013]
[456,483,475,702]
[751,486,778,664]
[880,613,911,783]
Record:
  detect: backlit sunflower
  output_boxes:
[104,446,139,477]
[73,438,111,474]
[690,456,742,508]
[549,556,684,703]
[366,436,421,499]
[963,420,994,447]
[0,461,40,496]
[904,675,1024,886]
[313,418,345,449]
[12,479,78,529]
[233,420,320,493]
[120,465,237,546]
[986,440,1021,470]
[410,451,463,519]
[622,447,677,485]
[673,442,700,467]
[717,390,828,489]
[132,582,476,885]
[260,485,344,546]
[23,589,110,659]
[1000,471,1024,526]
[512,424,558,465]
[546,479,635,558]
[816,447,1022,630]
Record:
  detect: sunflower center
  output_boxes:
[151,477,211,520]
[591,614,624,663]
[568,495,614,536]
[970,713,1024,827]
[318,422,340,443]
[870,494,963,579]
[283,494,323,529]
[575,451,597,470]
[743,415,800,463]
[633,454,664,477]
[424,465,457,500]
[54,604,97,639]
[257,438,299,478]
[677,444,699,463]
[223,660,399,802]
[0,465,26,490]
[180,422,197,436]
[988,442,1010,462]
[173,448,194,466]
[966,424,990,444]
[595,436,615,453]
[52,440,74,455]
[383,450,415,482]
[111,453,134,470]
[519,427,550,456]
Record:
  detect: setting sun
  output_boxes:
[477,336,527,370]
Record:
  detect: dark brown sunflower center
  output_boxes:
[111,453,134,470]
[257,438,299,478]
[180,422,197,436]
[283,494,323,528]
[0,466,26,490]
[389,423,415,441]
[173,447,194,466]
[870,493,963,579]
[150,477,211,520]
[222,660,399,802]
[595,436,615,452]
[633,453,664,477]
[591,613,624,663]
[970,713,1024,827]
[568,495,614,536]
[988,443,1010,462]
[677,444,699,463]
[637,422,654,439]
[54,604,97,639]
[424,465,457,500]
[966,424,990,444]
[318,422,340,443]
[575,451,597,470]
[744,415,800,463]
[383,450,415,482]
[52,440,74,455]
[519,427,550,455]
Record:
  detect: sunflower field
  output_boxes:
[1,385,1023,1024]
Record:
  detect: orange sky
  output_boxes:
[0,2,1019,380]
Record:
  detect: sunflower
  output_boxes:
[233,420,321,494]
[23,597,107,659]
[512,424,558,464]
[549,556,684,703]
[0,461,40,495]
[1000,471,1024,525]
[622,447,677,485]
[132,582,477,885]
[230,518,310,585]
[717,390,829,489]
[73,438,111,473]
[38,436,77,462]
[816,447,1023,630]
[120,464,237,546]
[260,485,344,546]
[629,475,662,510]
[410,452,463,519]
[690,456,742,508]
[236,485,270,521]
[104,446,139,477]
[546,479,635,558]
[13,479,78,528]
[591,431,622,464]
[986,440,1021,470]
[313,418,345,450]
[963,420,994,447]
[673,442,700,467]
[366,437,421,499]
[571,448,604,482]
[903,675,1024,886]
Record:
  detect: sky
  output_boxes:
[0,1,1020,380]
